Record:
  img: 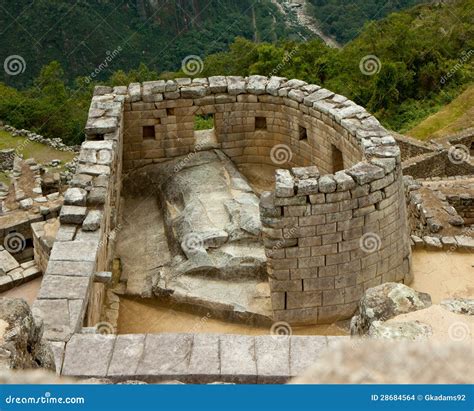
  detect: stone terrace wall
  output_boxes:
[121,76,362,173]
[32,90,124,345]
[114,76,412,325]
[391,133,433,161]
[403,151,474,179]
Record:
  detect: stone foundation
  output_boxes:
[33,76,412,340]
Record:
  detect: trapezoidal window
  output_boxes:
[194,114,214,131]
[143,126,156,140]
[167,108,175,116]
[299,125,308,142]
[331,144,344,172]
[255,117,267,130]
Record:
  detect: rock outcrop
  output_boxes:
[350,283,432,335]
[368,320,433,340]
[0,298,55,370]
[440,298,474,316]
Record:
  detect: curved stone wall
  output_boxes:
[89,75,412,325]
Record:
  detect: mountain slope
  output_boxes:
[407,84,474,140]
[307,0,425,43]
[0,0,295,88]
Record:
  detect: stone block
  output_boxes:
[275,169,294,198]
[255,336,290,383]
[46,260,95,277]
[82,210,102,232]
[187,334,220,382]
[38,275,91,300]
[108,334,145,378]
[62,334,116,378]
[59,206,87,225]
[318,175,336,193]
[136,334,193,378]
[346,162,385,185]
[49,241,98,262]
[289,336,327,376]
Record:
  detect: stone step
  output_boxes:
[60,332,348,383]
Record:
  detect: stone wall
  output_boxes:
[32,90,124,343]
[403,151,474,179]
[120,77,362,172]
[392,133,433,161]
[0,149,15,171]
[113,76,411,325]
[446,193,474,225]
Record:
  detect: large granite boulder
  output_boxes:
[440,298,474,316]
[368,320,433,340]
[142,149,266,281]
[350,283,432,335]
[291,340,473,384]
[0,298,55,370]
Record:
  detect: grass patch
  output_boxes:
[0,130,75,168]
[0,171,10,186]
[194,114,214,131]
[407,84,474,140]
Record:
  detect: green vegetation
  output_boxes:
[0,172,9,186]
[307,0,424,44]
[200,0,473,136]
[0,130,75,166]
[0,0,472,145]
[407,85,474,140]
[194,115,215,131]
[0,0,297,89]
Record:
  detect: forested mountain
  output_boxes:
[307,0,425,43]
[0,0,430,88]
[0,0,471,145]
[0,0,296,88]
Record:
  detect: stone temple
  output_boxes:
[3,75,472,382]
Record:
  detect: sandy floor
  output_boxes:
[117,297,348,336]
[411,250,474,303]
[0,277,42,306]
[2,251,472,336]
[387,305,473,343]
